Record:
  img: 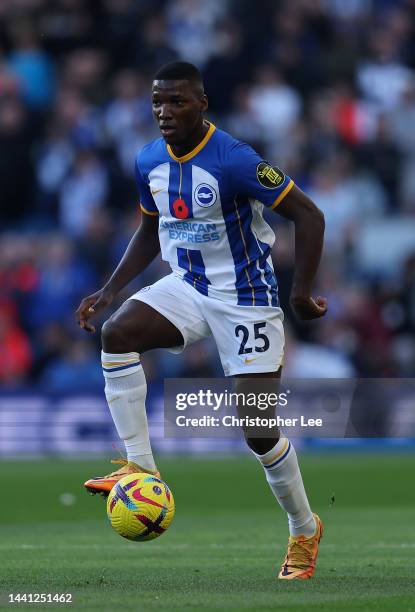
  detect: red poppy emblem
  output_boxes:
[172,198,189,219]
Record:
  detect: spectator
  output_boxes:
[7,22,55,110]
[39,338,103,392]
[357,28,415,111]
[104,70,154,176]
[307,153,386,253]
[58,148,108,236]
[166,0,226,66]
[0,306,32,386]
[283,325,355,378]
[249,65,302,146]
[0,97,33,224]
[24,236,96,330]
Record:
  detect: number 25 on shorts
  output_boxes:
[235,322,270,355]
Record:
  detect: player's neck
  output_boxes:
[169,120,210,158]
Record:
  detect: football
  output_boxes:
[107,473,175,541]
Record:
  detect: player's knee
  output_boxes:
[101,317,136,353]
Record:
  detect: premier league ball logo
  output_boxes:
[194,183,217,208]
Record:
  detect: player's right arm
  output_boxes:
[76,152,160,333]
[76,212,160,332]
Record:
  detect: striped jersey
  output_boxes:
[135,121,294,307]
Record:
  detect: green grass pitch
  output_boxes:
[1,453,415,611]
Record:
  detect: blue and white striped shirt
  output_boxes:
[136,122,294,307]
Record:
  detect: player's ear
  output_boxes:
[201,94,208,113]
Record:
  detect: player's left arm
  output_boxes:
[274,184,327,320]
[227,142,327,321]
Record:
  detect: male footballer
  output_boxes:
[76,61,327,579]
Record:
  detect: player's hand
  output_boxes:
[290,294,328,321]
[75,289,115,333]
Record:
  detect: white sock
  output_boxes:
[101,351,157,472]
[254,437,316,537]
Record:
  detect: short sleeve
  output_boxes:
[227,142,294,208]
[135,156,159,216]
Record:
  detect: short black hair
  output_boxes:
[153,61,203,86]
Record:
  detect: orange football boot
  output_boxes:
[84,458,160,496]
[278,513,323,580]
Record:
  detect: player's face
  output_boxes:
[152,80,208,145]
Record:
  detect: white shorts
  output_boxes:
[129,273,285,377]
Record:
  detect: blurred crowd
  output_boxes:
[1,0,415,391]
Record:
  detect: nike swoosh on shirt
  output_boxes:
[151,188,164,196]
[244,357,258,364]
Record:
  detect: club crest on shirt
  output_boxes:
[194,183,217,208]
[256,162,285,189]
